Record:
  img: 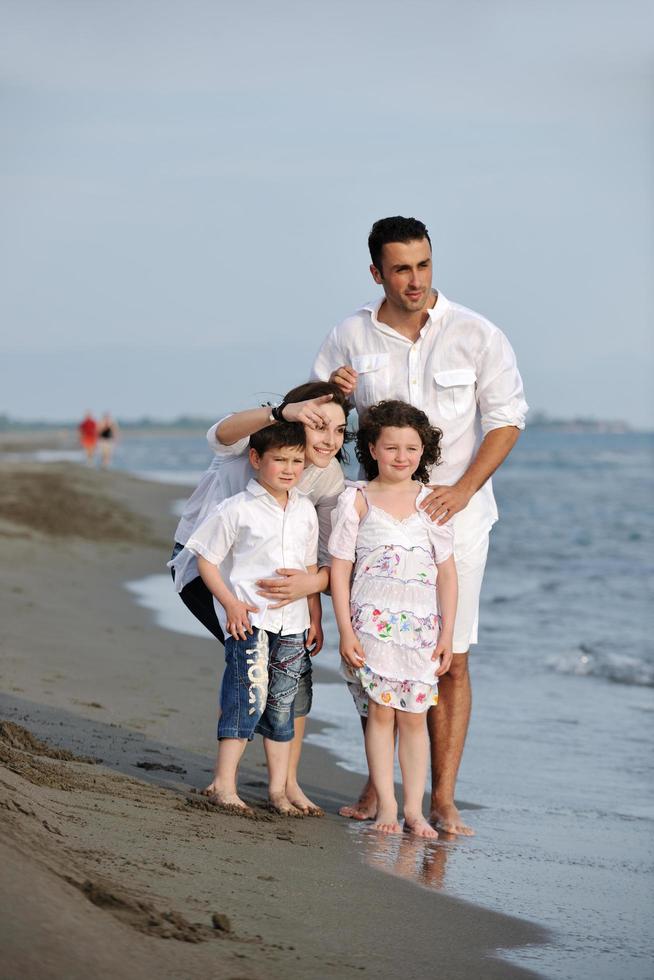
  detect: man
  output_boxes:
[312,215,528,835]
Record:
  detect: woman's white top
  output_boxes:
[186,479,319,637]
[170,416,344,592]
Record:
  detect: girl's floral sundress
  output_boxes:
[329,483,454,714]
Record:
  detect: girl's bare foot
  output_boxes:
[372,804,402,834]
[404,813,439,839]
[286,784,324,817]
[429,801,474,836]
[268,792,304,817]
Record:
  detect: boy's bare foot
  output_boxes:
[404,813,439,839]
[201,789,255,817]
[268,792,304,817]
[372,805,402,834]
[285,784,324,817]
[429,801,474,836]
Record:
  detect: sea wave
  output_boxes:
[547,644,654,687]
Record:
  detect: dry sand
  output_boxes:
[0,460,547,979]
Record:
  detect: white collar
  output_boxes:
[246,477,298,505]
[360,291,450,341]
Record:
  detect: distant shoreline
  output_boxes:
[1,415,649,437]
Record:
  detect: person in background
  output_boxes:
[98,412,119,468]
[312,215,528,835]
[78,411,98,465]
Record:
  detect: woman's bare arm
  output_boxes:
[216,394,336,445]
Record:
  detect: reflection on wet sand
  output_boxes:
[349,824,461,891]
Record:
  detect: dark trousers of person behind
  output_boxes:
[170,542,225,644]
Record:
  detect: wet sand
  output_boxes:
[0,460,547,979]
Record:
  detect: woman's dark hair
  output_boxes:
[249,421,305,456]
[281,380,353,463]
[356,400,442,484]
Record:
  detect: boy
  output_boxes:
[185,421,322,816]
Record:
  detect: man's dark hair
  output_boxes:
[368,216,432,274]
[356,400,442,484]
[249,421,305,457]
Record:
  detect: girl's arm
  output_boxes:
[216,394,336,446]
[432,555,458,676]
[197,556,259,642]
[330,558,365,668]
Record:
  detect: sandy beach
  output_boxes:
[0,458,549,979]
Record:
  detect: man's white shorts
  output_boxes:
[452,534,490,654]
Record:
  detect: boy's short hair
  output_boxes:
[368,216,432,273]
[249,421,306,456]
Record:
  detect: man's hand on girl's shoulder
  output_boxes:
[422,482,473,524]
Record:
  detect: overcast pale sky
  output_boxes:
[1,0,652,426]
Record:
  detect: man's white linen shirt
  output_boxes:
[170,416,344,592]
[185,479,319,638]
[311,292,528,558]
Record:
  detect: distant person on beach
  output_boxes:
[98,412,119,467]
[330,401,458,837]
[184,421,322,816]
[312,215,528,835]
[169,381,350,813]
[78,412,98,465]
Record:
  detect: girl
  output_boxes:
[329,401,458,837]
[169,380,351,815]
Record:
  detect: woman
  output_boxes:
[169,380,350,813]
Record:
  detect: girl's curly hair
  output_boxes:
[355,400,442,483]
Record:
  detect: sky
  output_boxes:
[1,0,653,427]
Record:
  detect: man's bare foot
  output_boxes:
[429,801,474,836]
[404,813,439,839]
[372,805,402,834]
[286,784,324,817]
[338,778,377,820]
[338,791,377,820]
[201,788,254,816]
[268,792,304,817]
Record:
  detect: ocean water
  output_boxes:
[37,429,654,978]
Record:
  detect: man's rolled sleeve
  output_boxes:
[476,329,529,436]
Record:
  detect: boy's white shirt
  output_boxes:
[185,478,319,638]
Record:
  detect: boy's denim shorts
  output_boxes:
[218,628,312,743]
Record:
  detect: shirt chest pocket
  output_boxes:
[433,369,477,421]
[351,352,390,405]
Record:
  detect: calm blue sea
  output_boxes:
[35,428,654,979]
